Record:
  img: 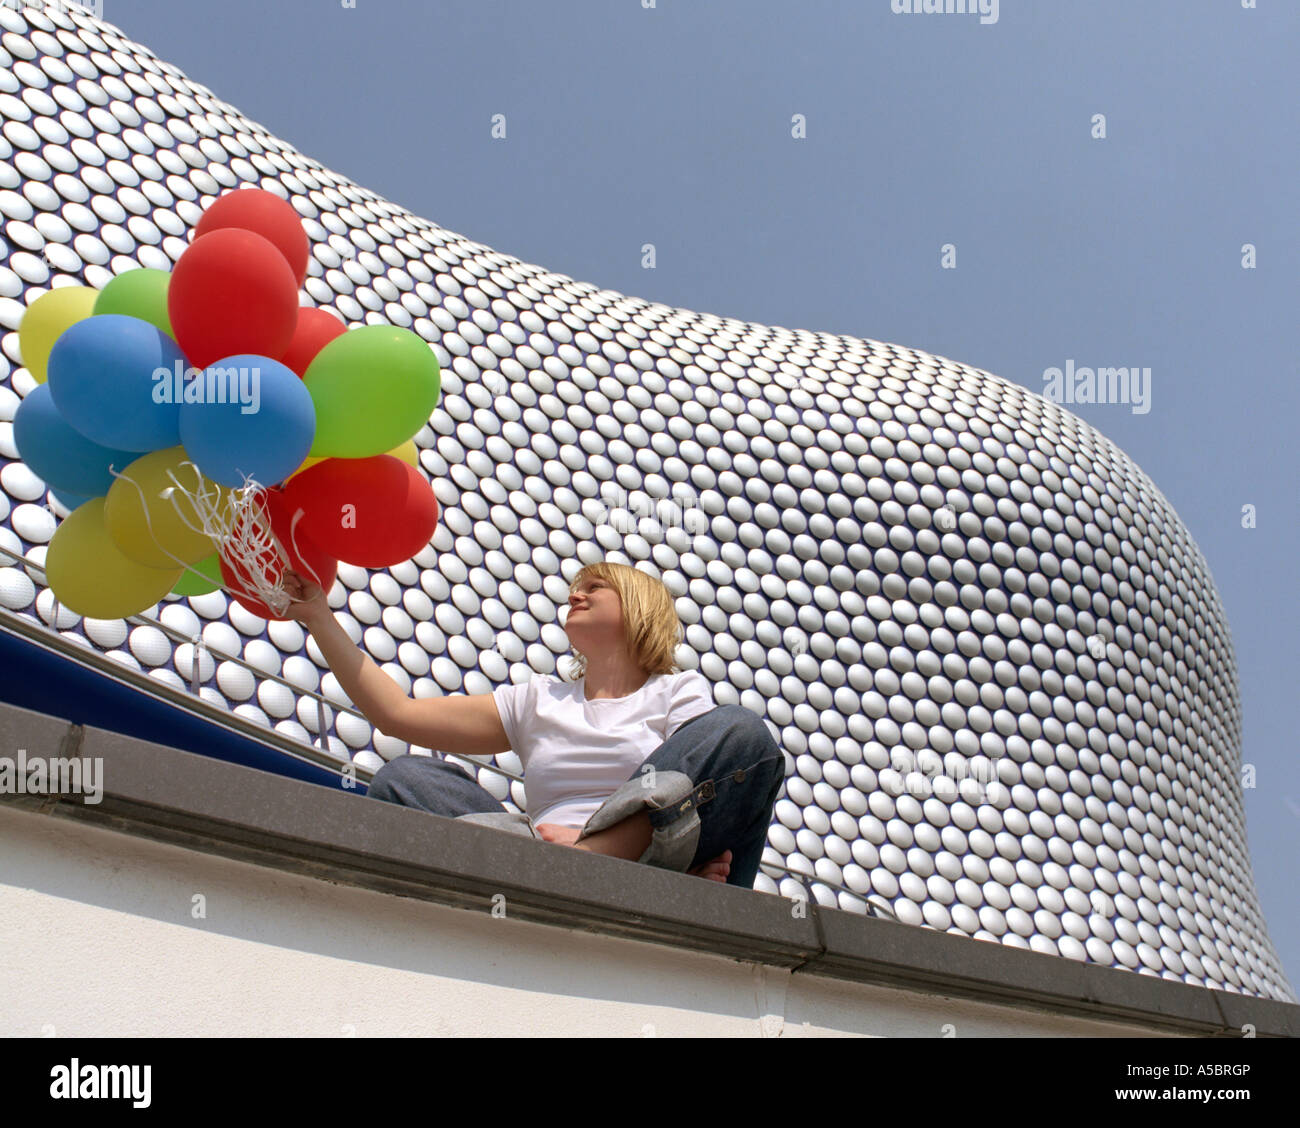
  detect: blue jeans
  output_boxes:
[365,704,786,888]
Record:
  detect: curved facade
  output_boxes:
[0,4,1291,1002]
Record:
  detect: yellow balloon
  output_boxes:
[285,454,326,481]
[390,438,419,467]
[285,439,419,481]
[17,286,99,384]
[46,498,182,619]
[104,447,225,569]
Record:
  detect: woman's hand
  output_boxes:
[282,569,331,626]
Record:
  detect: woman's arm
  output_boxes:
[283,570,412,737]
[282,570,511,754]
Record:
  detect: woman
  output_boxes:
[282,561,786,888]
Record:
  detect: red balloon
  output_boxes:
[282,455,439,568]
[194,187,310,284]
[168,228,300,370]
[218,488,337,620]
[279,306,347,378]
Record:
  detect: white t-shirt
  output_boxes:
[490,670,717,828]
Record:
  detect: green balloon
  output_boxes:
[92,268,174,337]
[304,325,441,458]
[172,551,223,596]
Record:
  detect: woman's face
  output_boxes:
[564,576,624,650]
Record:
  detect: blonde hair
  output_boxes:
[561,562,684,681]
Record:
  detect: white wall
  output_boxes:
[0,805,1175,1038]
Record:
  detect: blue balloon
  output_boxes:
[12,383,138,498]
[179,354,315,488]
[50,489,90,511]
[46,313,188,452]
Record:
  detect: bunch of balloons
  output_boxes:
[12,187,443,621]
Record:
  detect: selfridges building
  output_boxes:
[0,3,1291,1003]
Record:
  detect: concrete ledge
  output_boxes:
[1,698,1296,1037]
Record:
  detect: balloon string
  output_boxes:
[284,504,329,593]
[150,462,288,615]
[103,461,326,618]
[105,463,223,590]
[221,486,293,617]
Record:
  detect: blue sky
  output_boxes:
[98,0,1299,992]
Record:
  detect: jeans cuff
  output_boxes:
[578,770,701,872]
[454,811,537,839]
